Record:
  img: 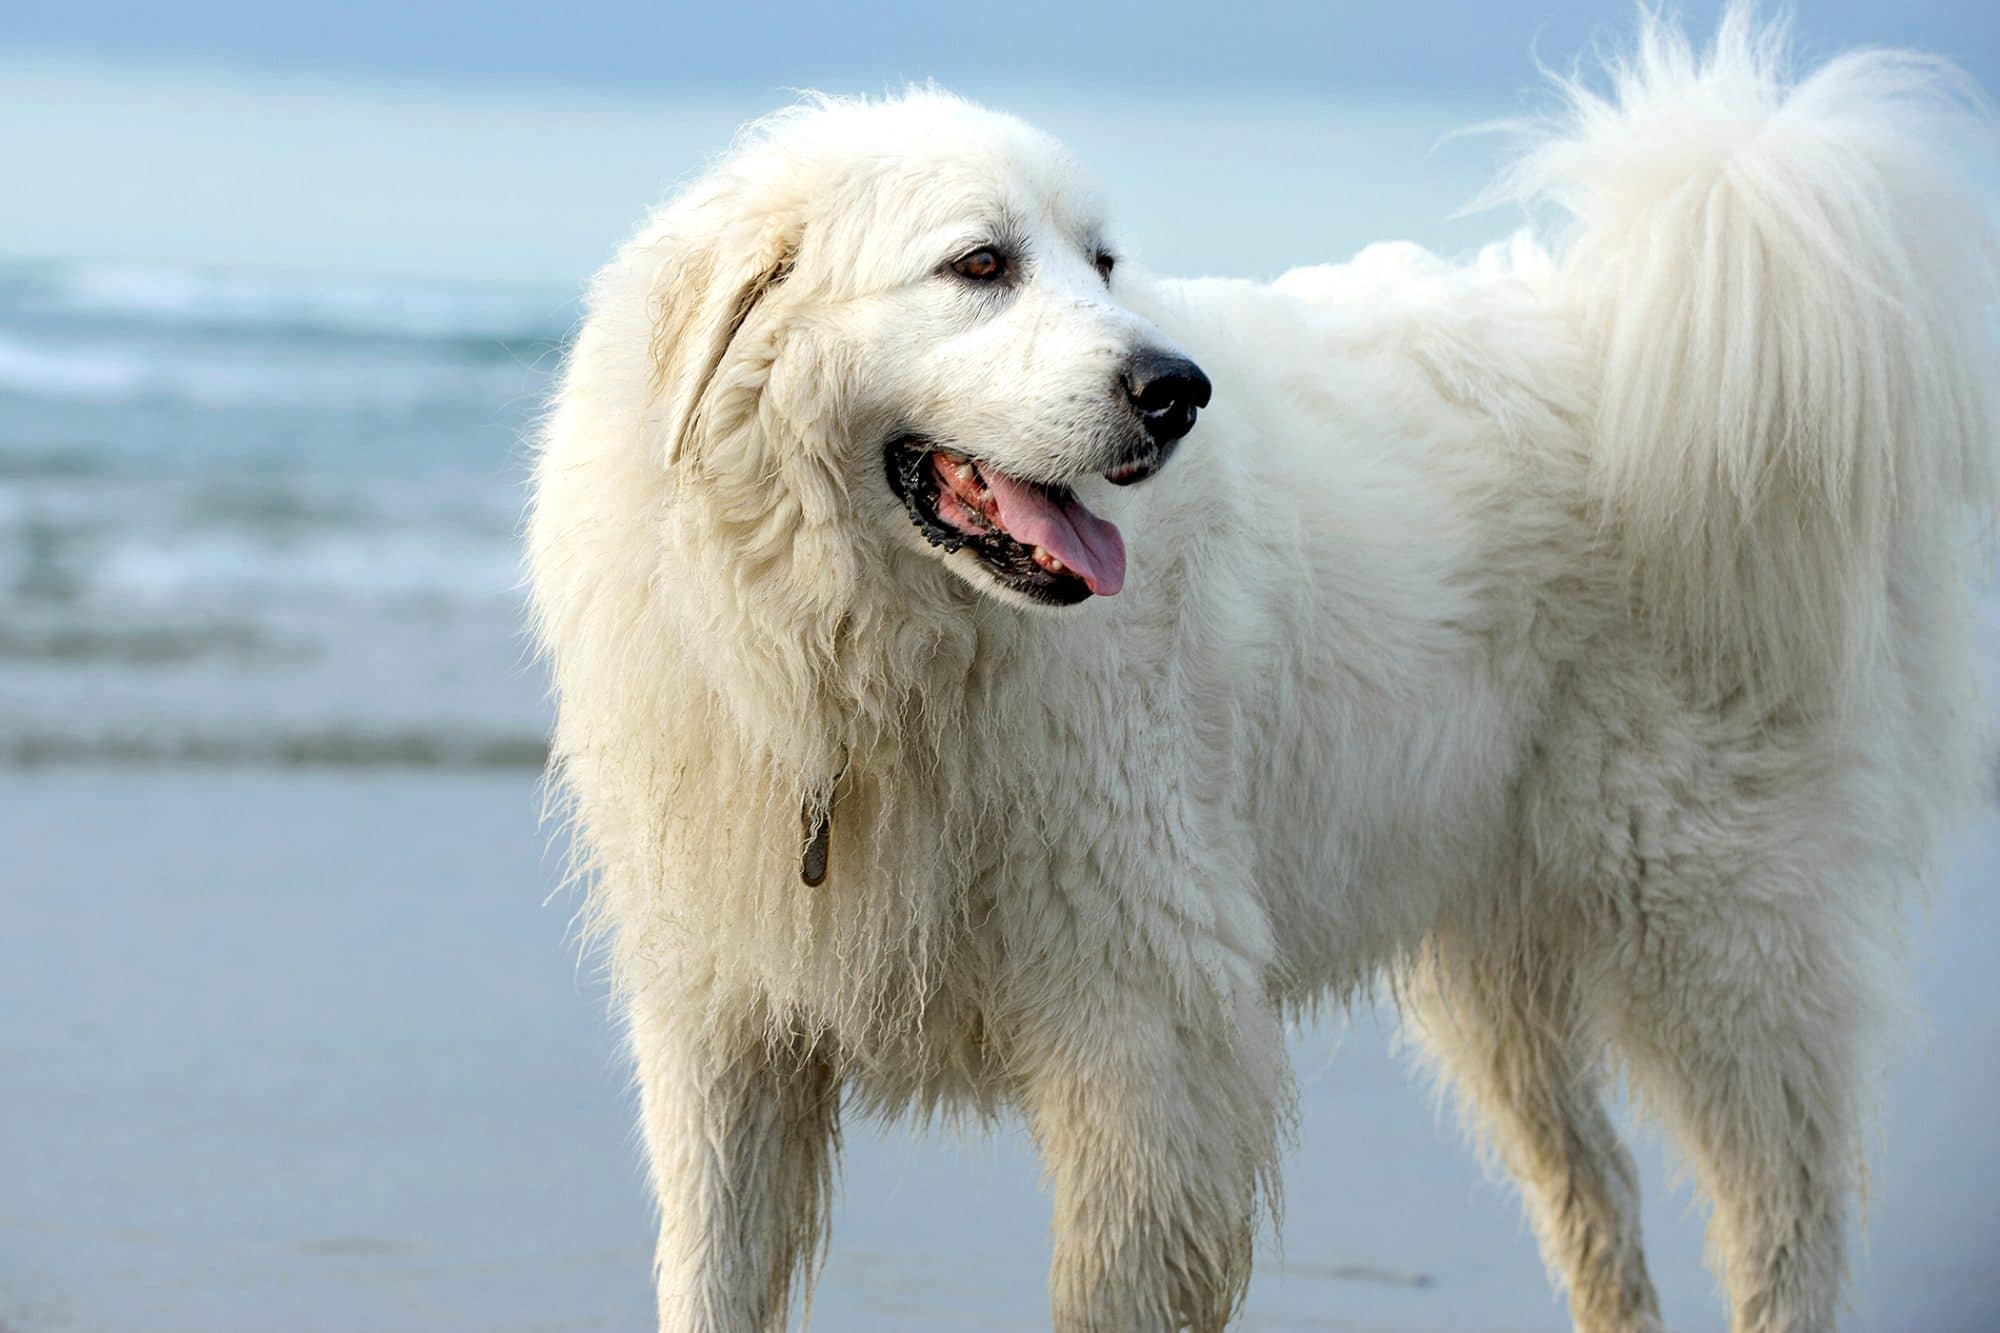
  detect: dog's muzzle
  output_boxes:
[1106,349,1210,485]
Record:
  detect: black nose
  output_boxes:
[1121,350,1211,445]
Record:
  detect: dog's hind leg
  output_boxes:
[1400,925,1663,1333]
[1603,874,1883,1333]
[629,986,841,1333]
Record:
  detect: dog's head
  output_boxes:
[634,90,1207,611]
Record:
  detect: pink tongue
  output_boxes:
[979,467,1126,596]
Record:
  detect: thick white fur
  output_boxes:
[527,9,1998,1331]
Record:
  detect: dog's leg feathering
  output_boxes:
[630,986,841,1333]
[1604,880,1882,1333]
[1401,929,1662,1333]
[1013,979,1287,1332]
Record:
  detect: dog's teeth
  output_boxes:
[1034,547,1067,575]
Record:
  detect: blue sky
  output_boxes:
[4,2,1994,97]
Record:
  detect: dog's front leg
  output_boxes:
[628,984,840,1333]
[1015,971,1288,1332]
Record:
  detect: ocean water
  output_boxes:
[0,256,562,766]
[0,59,1507,770]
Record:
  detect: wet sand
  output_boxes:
[3,768,1995,1331]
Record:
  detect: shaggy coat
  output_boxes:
[527,11,1997,1331]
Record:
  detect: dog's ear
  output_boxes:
[646,205,800,467]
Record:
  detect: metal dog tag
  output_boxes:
[800,800,832,887]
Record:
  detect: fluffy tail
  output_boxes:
[1506,5,1999,709]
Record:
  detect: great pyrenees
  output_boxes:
[527,9,1997,1331]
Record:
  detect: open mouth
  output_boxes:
[885,437,1141,605]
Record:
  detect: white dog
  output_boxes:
[527,9,1997,1330]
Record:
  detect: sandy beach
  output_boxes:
[5,767,1995,1332]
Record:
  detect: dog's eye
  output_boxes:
[951,247,1006,282]
[1094,251,1116,283]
